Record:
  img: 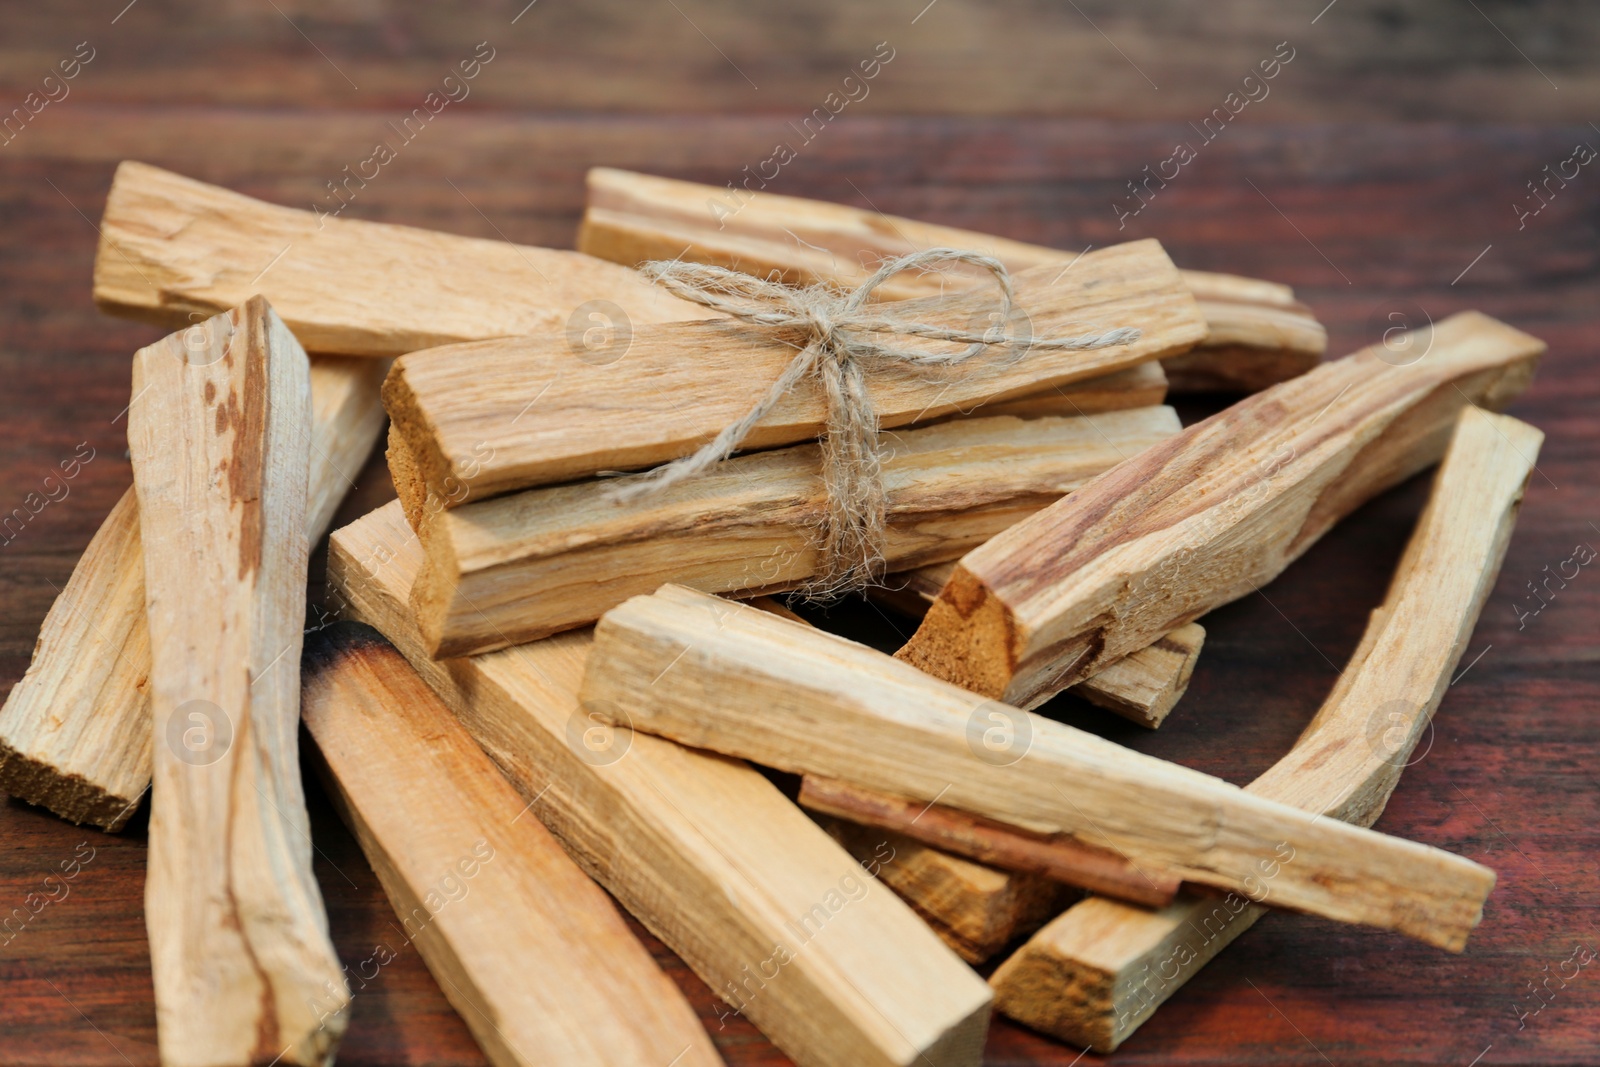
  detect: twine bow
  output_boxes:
[613,248,1141,597]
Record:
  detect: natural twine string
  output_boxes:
[611,248,1141,597]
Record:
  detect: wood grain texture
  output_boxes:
[821,819,1071,966]
[413,407,1179,657]
[328,501,992,1067]
[961,362,1168,418]
[382,238,1207,514]
[128,297,347,1066]
[747,598,1077,966]
[579,168,1325,391]
[874,562,1205,728]
[301,623,722,1067]
[990,410,1544,1051]
[1,2,1594,122]
[897,311,1544,710]
[0,355,384,831]
[581,584,1497,949]
[2,113,1596,1067]
[94,162,713,357]
[798,776,1181,907]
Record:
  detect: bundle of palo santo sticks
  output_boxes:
[0,161,1544,1067]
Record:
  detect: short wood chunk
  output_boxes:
[383,238,1207,515]
[0,355,385,830]
[991,409,1543,1051]
[822,819,1071,965]
[414,408,1180,657]
[798,776,1181,908]
[578,167,1325,391]
[301,623,721,1067]
[129,297,347,1065]
[896,311,1543,710]
[581,584,1495,951]
[874,561,1205,728]
[94,161,713,358]
[328,501,992,1067]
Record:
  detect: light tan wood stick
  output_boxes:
[991,409,1543,1051]
[130,297,346,1066]
[0,356,385,831]
[93,161,715,358]
[821,819,1071,965]
[896,311,1543,710]
[414,408,1179,657]
[873,561,1205,728]
[328,501,992,1067]
[301,623,722,1067]
[383,238,1206,516]
[581,584,1497,951]
[579,167,1326,391]
[798,776,1181,908]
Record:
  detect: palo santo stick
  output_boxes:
[579,167,1325,391]
[581,584,1496,951]
[130,297,347,1066]
[822,819,1071,965]
[415,408,1180,657]
[897,310,1543,710]
[383,238,1206,514]
[301,623,721,1067]
[94,161,713,358]
[328,501,992,1067]
[0,355,385,831]
[991,409,1543,1051]
[799,776,1180,908]
[874,561,1205,728]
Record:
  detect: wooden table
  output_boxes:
[1,96,1596,1067]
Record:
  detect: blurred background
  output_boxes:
[1,3,1596,1065]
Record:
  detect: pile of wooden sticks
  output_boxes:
[0,161,1544,1067]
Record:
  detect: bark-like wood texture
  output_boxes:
[990,409,1544,1051]
[0,355,385,830]
[897,311,1544,710]
[382,238,1207,517]
[327,501,992,1067]
[301,623,722,1067]
[579,168,1326,391]
[414,407,1179,657]
[582,584,1497,950]
[874,561,1205,728]
[94,162,714,357]
[128,297,347,1066]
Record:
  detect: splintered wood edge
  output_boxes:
[875,567,1204,729]
[1074,623,1206,728]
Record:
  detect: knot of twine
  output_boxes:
[612,248,1141,597]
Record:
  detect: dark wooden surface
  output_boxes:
[2,4,1598,1065]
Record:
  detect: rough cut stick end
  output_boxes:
[894,564,1019,701]
[0,744,142,831]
